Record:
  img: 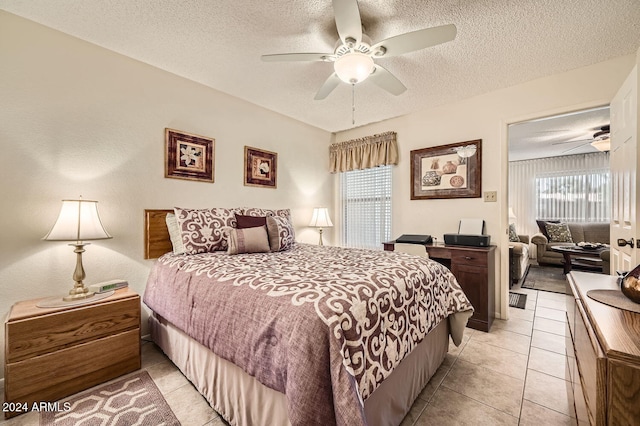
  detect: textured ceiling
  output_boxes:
[509,106,610,162]
[1,0,639,133]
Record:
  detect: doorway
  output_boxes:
[506,106,611,291]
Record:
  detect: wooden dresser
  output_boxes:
[566,271,640,425]
[4,288,141,419]
[384,242,495,332]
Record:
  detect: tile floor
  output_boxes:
[1,287,575,426]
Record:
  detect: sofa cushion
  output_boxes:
[546,222,573,243]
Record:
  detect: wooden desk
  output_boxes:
[384,242,495,332]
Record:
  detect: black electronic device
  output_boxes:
[395,234,432,244]
[443,233,491,247]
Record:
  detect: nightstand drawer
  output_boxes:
[451,251,488,267]
[4,289,141,419]
[6,297,140,363]
[5,329,140,414]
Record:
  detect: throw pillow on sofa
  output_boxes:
[536,219,560,238]
[546,222,573,243]
[508,223,520,242]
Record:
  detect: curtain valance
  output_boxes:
[329,131,398,173]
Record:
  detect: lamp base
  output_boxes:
[63,287,95,301]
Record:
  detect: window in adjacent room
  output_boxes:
[535,168,610,222]
[340,165,392,249]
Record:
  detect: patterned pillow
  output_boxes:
[508,223,520,243]
[241,207,291,218]
[546,222,573,243]
[174,207,240,254]
[266,215,295,251]
[226,226,270,255]
[165,213,185,255]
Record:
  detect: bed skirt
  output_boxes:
[149,312,449,426]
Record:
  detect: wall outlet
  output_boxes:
[484,191,497,202]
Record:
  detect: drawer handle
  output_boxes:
[465,256,473,260]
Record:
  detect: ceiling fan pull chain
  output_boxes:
[352,83,356,125]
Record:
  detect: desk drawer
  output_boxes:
[451,251,488,267]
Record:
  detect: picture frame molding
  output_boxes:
[165,128,215,183]
[244,145,278,189]
[410,139,482,200]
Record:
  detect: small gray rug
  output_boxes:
[41,371,180,425]
[521,264,568,294]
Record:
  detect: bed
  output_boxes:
[142,208,473,426]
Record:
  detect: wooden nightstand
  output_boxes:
[4,288,141,419]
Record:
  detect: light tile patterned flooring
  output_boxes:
[1,287,574,426]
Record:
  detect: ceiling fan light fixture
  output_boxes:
[590,136,610,152]
[334,52,374,84]
[590,125,610,152]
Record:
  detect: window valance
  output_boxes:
[329,131,398,173]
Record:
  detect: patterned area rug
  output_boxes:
[41,371,180,425]
[521,264,568,294]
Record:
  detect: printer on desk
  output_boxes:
[444,218,491,247]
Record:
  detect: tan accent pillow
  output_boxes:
[227,226,271,255]
[266,216,295,251]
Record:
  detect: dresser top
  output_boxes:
[7,288,139,322]
[569,271,640,362]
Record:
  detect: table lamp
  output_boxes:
[309,207,333,246]
[43,197,112,301]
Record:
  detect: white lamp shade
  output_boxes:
[309,207,333,228]
[44,199,112,242]
[334,52,375,84]
[508,207,517,223]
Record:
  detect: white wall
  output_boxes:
[334,53,636,320]
[0,12,333,380]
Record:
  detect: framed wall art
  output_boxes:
[165,128,215,183]
[244,146,277,188]
[410,139,482,200]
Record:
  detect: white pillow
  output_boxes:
[165,213,185,255]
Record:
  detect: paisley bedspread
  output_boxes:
[143,243,473,425]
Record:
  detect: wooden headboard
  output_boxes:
[144,209,173,259]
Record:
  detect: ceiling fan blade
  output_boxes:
[562,142,591,154]
[551,138,591,146]
[332,0,362,45]
[368,65,407,96]
[314,73,342,100]
[372,24,457,58]
[261,53,334,62]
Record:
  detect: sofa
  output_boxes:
[531,222,610,272]
[509,235,530,285]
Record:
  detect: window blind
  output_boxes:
[340,165,392,249]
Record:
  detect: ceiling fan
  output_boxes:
[261,0,457,100]
[552,125,611,153]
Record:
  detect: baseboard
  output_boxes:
[141,333,151,342]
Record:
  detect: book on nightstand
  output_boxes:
[88,279,128,293]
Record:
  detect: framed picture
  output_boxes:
[410,139,482,200]
[165,128,215,182]
[244,146,277,188]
